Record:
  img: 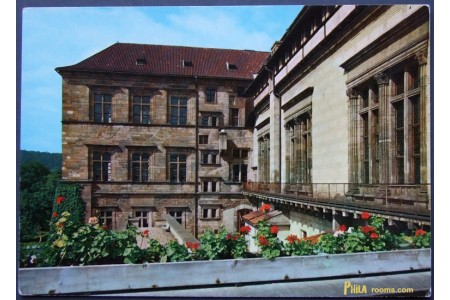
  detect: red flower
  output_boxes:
[361,212,370,220]
[52,212,59,218]
[287,234,299,244]
[102,225,109,230]
[258,235,269,246]
[232,234,239,241]
[339,224,347,232]
[186,242,200,250]
[57,222,65,228]
[142,230,149,237]
[415,229,427,237]
[226,233,232,240]
[270,225,279,235]
[239,226,251,235]
[360,225,375,234]
[369,232,379,239]
[259,203,272,213]
[56,195,65,205]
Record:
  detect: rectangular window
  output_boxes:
[170,96,187,125]
[392,71,404,96]
[202,208,219,219]
[93,151,111,181]
[230,108,239,127]
[134,210,149,228]
[93,93,112,123]
[211,154,217,164]
[132,95,150,124]
[412,97,421,183]
[211,181,217,192]
[201,116,209,126]
[394,101,405,184]
[169,154,187,182]
[232,164,247,182]
[203,181,209,192]
[199,135,209,144]
[362,114,369,184]
[168,210,183,224]
[131,152,149,182]
[99,210,113,229]
[205,88,216,103]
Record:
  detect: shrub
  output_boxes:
[254,220,284,259]
[52,183,85,227]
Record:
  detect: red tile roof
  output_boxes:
[56,43,269,80]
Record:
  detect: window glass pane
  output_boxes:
[211,209,216,218]
[142,164,149,182]
[179,164,186,182]
[171,97,178,105]
[180,98,187,105]
[179,155,186,162]
[202,116,209,126]
[93,152,101,160]
[142,96,150,104]
[133,96,141,104]
[103,153,111,161]
[170,164,178,181]
[103,94,112,103]
[94,94,102,102]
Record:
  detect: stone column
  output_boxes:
[416,49,428,195]
[375,73,390,186]
[346,88,359,193]
[269,86,281,186]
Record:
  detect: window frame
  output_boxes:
[131,94,151,124]
[92,150,112,182]
[168,153,187,183]
[169,96,188,125]
[92,92,112,123]
[205,88,216,103]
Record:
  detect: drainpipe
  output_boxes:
[194,76,199,238]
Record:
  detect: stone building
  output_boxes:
[56,43,268,235]
[242,4,431,236]
[57,4,431,238]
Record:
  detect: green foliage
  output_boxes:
[143,239,166,263]
[254,220,284,259]
[20,161,51,191]
[315,233,344,254]
[413,232,431,248]
[52,183,85,227]
[163,240,192,262]
[20,150,62,172]
[197,227,248,260]
[19,162,61,241]
[284,239,315,256]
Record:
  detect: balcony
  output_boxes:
[243,182,430,222]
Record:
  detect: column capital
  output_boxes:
[346,88,358,99]
[374,72,389,85]
[415,49,428,65]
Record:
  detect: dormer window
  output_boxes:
[227,62,237,70]
[136,58,147,66]
[182,60,193,67]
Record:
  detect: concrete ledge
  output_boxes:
[164,214,199,245]
[18,248,430,296]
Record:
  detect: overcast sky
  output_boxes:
[20,5,302,153]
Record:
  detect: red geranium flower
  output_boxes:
[56,195,65,204]
[232,234,239,241]
[361,212,370,220]
[239,226,251,235]
[270,225,279,235]
[415,229,427,237]
[226,233,232,240]
[258,235,269,246]
[259,203,272,213]
[186,242,200,250]
[142,230,149,237]
[369,232,379,239]
[52,212,59,218]
[57,222,65,228]
[102,225,109,230]
[360,225,375,234]
[287,234,299,244]
[339,224,347,232]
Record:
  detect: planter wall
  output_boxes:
[19,248,431,296]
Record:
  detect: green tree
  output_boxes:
[19,162,61,241]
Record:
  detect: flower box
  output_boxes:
[19,248,431,297]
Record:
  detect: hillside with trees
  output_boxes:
[20,150,62,171]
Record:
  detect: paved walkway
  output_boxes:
[136,227,175,248]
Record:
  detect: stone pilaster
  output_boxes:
[347,88,359,193]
